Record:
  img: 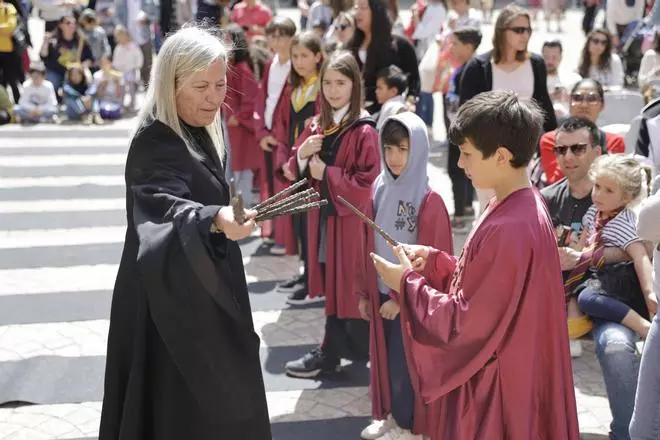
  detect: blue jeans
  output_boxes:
[46,70,65,94]
[415,92,434,127]
[14,105,58,122]
[381,294,414,430]
[593,320,641,440]
[630,309,660,439]
[64,97,98,120]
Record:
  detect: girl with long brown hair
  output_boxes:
[270,31,324,304]
[283,50,380,378]
[578,28,624,87]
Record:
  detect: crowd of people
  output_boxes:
[4,0,660,439]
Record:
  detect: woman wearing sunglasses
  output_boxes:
[39,14,94,95]
[539,78,626,185]
[330,11,355,45]
[578,28,624,88]
[457,3,556,213]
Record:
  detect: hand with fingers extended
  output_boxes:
[213,206,257,241]
[370,246,413,293]
[298,134,324,159]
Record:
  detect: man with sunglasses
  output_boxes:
[542,116,639,440]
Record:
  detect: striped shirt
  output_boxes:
[582,206,641,250]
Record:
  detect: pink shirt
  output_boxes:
[230,2,273,40]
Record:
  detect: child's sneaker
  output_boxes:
[451,216,469,234]
[569,340,583,358]
[360,415,394,439]
[93,114,105,125]
[270,244,286,256]
[284,347,340,378]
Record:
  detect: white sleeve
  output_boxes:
[297,147,310,173]
[610,54,625,87]
[412,5,446,40]
[17,86,34,109]
[606,1,618,35]
[637,193,660,243]
[46,82,58,108]
[638,51,655,89]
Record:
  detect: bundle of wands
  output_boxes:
[231,178,328,224]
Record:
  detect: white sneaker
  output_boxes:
[360,416,394,439]
[569,340,583,358]
[380,427,404,440]
[399,429,423,440]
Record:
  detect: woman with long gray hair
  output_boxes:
[99,25,271,440]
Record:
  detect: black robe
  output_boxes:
[99,119,271,440]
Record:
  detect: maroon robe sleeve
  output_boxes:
[393,223,532,400]
[324,124,380,215]
[234,62,258,131]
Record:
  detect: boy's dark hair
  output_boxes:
[376,65,408,96]
[265,16,297,37]
[449,91,543,169]
[453,28,482,51]
[556,116,600,147]
[542,39,563,53]
[381,119,409,146]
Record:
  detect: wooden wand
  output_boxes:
[336,196,399,247]
[253,178,309,212]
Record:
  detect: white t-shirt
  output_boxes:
[113,42,144,74]
[492,59,534,100]
[588,53,625,87]
[264,55,291,130]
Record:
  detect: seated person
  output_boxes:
[541,116,640,440]
[574,155,655,339]
[91,56,124,120]
[0,85,12,125]
[14,61,59,124]
[540,78,625,185]
[374,65,407,129]
[62,63,103,125]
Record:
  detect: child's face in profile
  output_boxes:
[451,40,473,63]
[457,139,497,189]
[69,68,84,84]
[384,139,410,177]
[592,174,631,215]
[375,78,398,105]
[30,71,45,86]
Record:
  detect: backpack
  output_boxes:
[529,129,607,189]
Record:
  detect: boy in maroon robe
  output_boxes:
[371,91,580,440]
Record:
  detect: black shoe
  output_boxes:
[285,348,341,378]
[277,274,305,292]
[285,285,325,306]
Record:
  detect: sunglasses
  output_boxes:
[63,20,76,25]
[335,23,350,31]
[554,143,589,156]
[570,93,602,104]
[507,26,532,35]
[590,37,608,46]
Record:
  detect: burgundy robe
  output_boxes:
[392,188,580,440]
[357,190,453,435]
[288,118,381,314]
[225,60,260,172]
[254,59,289,240]
[268,89,322,256]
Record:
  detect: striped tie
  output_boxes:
[564,209,621,296]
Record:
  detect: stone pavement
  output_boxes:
[0,6,639,440]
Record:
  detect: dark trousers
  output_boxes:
[448,141,473,217]
[0,52,22,102]
[321,315,369,363]
[578,287,631,323]
[263,150,275,239]
[582,3,598,35]
[381,295,415,430]
[293,211,308,281]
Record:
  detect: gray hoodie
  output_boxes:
[373,111,430,293]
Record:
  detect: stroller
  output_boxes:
[620,19,656,88]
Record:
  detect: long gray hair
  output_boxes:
[133,26,227,158]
